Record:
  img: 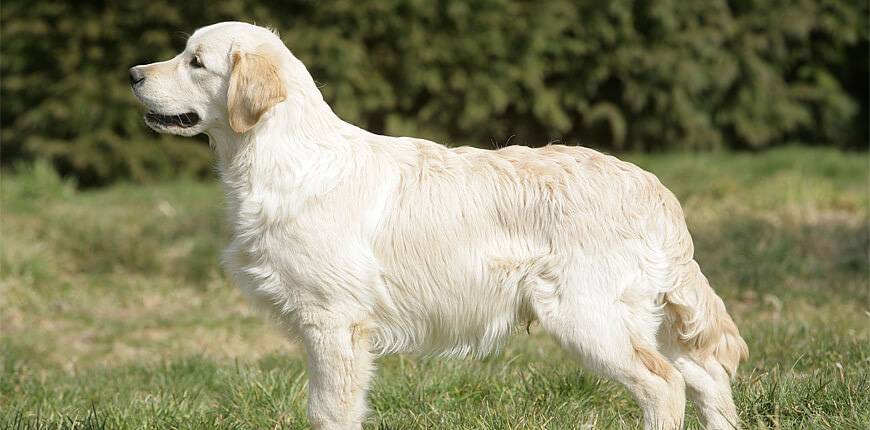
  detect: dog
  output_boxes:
[130,22,748,430]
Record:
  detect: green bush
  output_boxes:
[1,0,867,185]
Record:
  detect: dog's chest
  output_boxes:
[220,186,324,312]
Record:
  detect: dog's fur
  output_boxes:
[131,22,748,430]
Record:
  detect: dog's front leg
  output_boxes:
[301,319,375,430]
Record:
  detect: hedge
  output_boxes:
[1,0,867,185]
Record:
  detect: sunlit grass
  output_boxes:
[2,147,868,428]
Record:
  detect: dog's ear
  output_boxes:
[227,47,287,133]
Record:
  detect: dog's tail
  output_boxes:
[663,260,748,378]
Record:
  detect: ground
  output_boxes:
[1,147,868,429]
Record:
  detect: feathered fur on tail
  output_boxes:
[664,260,748,378]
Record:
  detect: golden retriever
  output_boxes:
[130,22,747,430]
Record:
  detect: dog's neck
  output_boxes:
[207,72,360,227]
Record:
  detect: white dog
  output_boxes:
[131,22,747,430]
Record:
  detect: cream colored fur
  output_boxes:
[131,22,748,430]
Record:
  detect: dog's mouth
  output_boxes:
[144,111,201,129]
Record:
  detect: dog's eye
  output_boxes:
[190,55,204,69]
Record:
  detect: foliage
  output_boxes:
[1,0,867,185]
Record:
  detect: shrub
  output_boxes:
[1,0,866,185]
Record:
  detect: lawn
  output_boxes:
[1,147,868,429]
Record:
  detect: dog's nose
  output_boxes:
[129,67,145,87]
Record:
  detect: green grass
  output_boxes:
[2,147,868,429]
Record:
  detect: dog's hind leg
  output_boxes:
[661,261,747,429]
[300,318,375,430]
[526,260,685,430]
[670,354,738,429]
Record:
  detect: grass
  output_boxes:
[1,147,868,429]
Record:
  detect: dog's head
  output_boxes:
[130,22,289,136]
